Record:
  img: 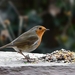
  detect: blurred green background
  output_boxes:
[0,0,75,53]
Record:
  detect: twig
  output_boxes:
[8,1,20,16]
[8,1,23,36]
[18,16,23,36]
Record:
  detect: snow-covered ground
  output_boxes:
[0,51,71,67]
[0,51,75,75]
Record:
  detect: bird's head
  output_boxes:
[30,26,49,39]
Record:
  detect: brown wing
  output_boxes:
[13,36,38,48]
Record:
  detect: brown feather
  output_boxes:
[13,36,38,48]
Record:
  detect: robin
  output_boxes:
[0,26,49,60]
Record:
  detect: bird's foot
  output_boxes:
[22,54,36,63]
[25,54,30,62]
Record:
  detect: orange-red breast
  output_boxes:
[0,26,49,59]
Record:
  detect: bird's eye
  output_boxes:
[39,27,42,30]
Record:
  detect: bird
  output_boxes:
[0,25,49,61]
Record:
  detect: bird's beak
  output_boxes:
[46,29,50,31]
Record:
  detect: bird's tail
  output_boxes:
[0,43,13,50]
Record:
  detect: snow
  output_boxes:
[0,51,75,75]
[0,51,71,67]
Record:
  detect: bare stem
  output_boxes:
[8,1,20,16]
[8,1,24,36]
[18,16,23,36]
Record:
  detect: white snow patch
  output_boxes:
[0,51,71,67]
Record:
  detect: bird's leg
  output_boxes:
[13,47,30,62]
[19,50,30,62]
[19,51,26,58]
